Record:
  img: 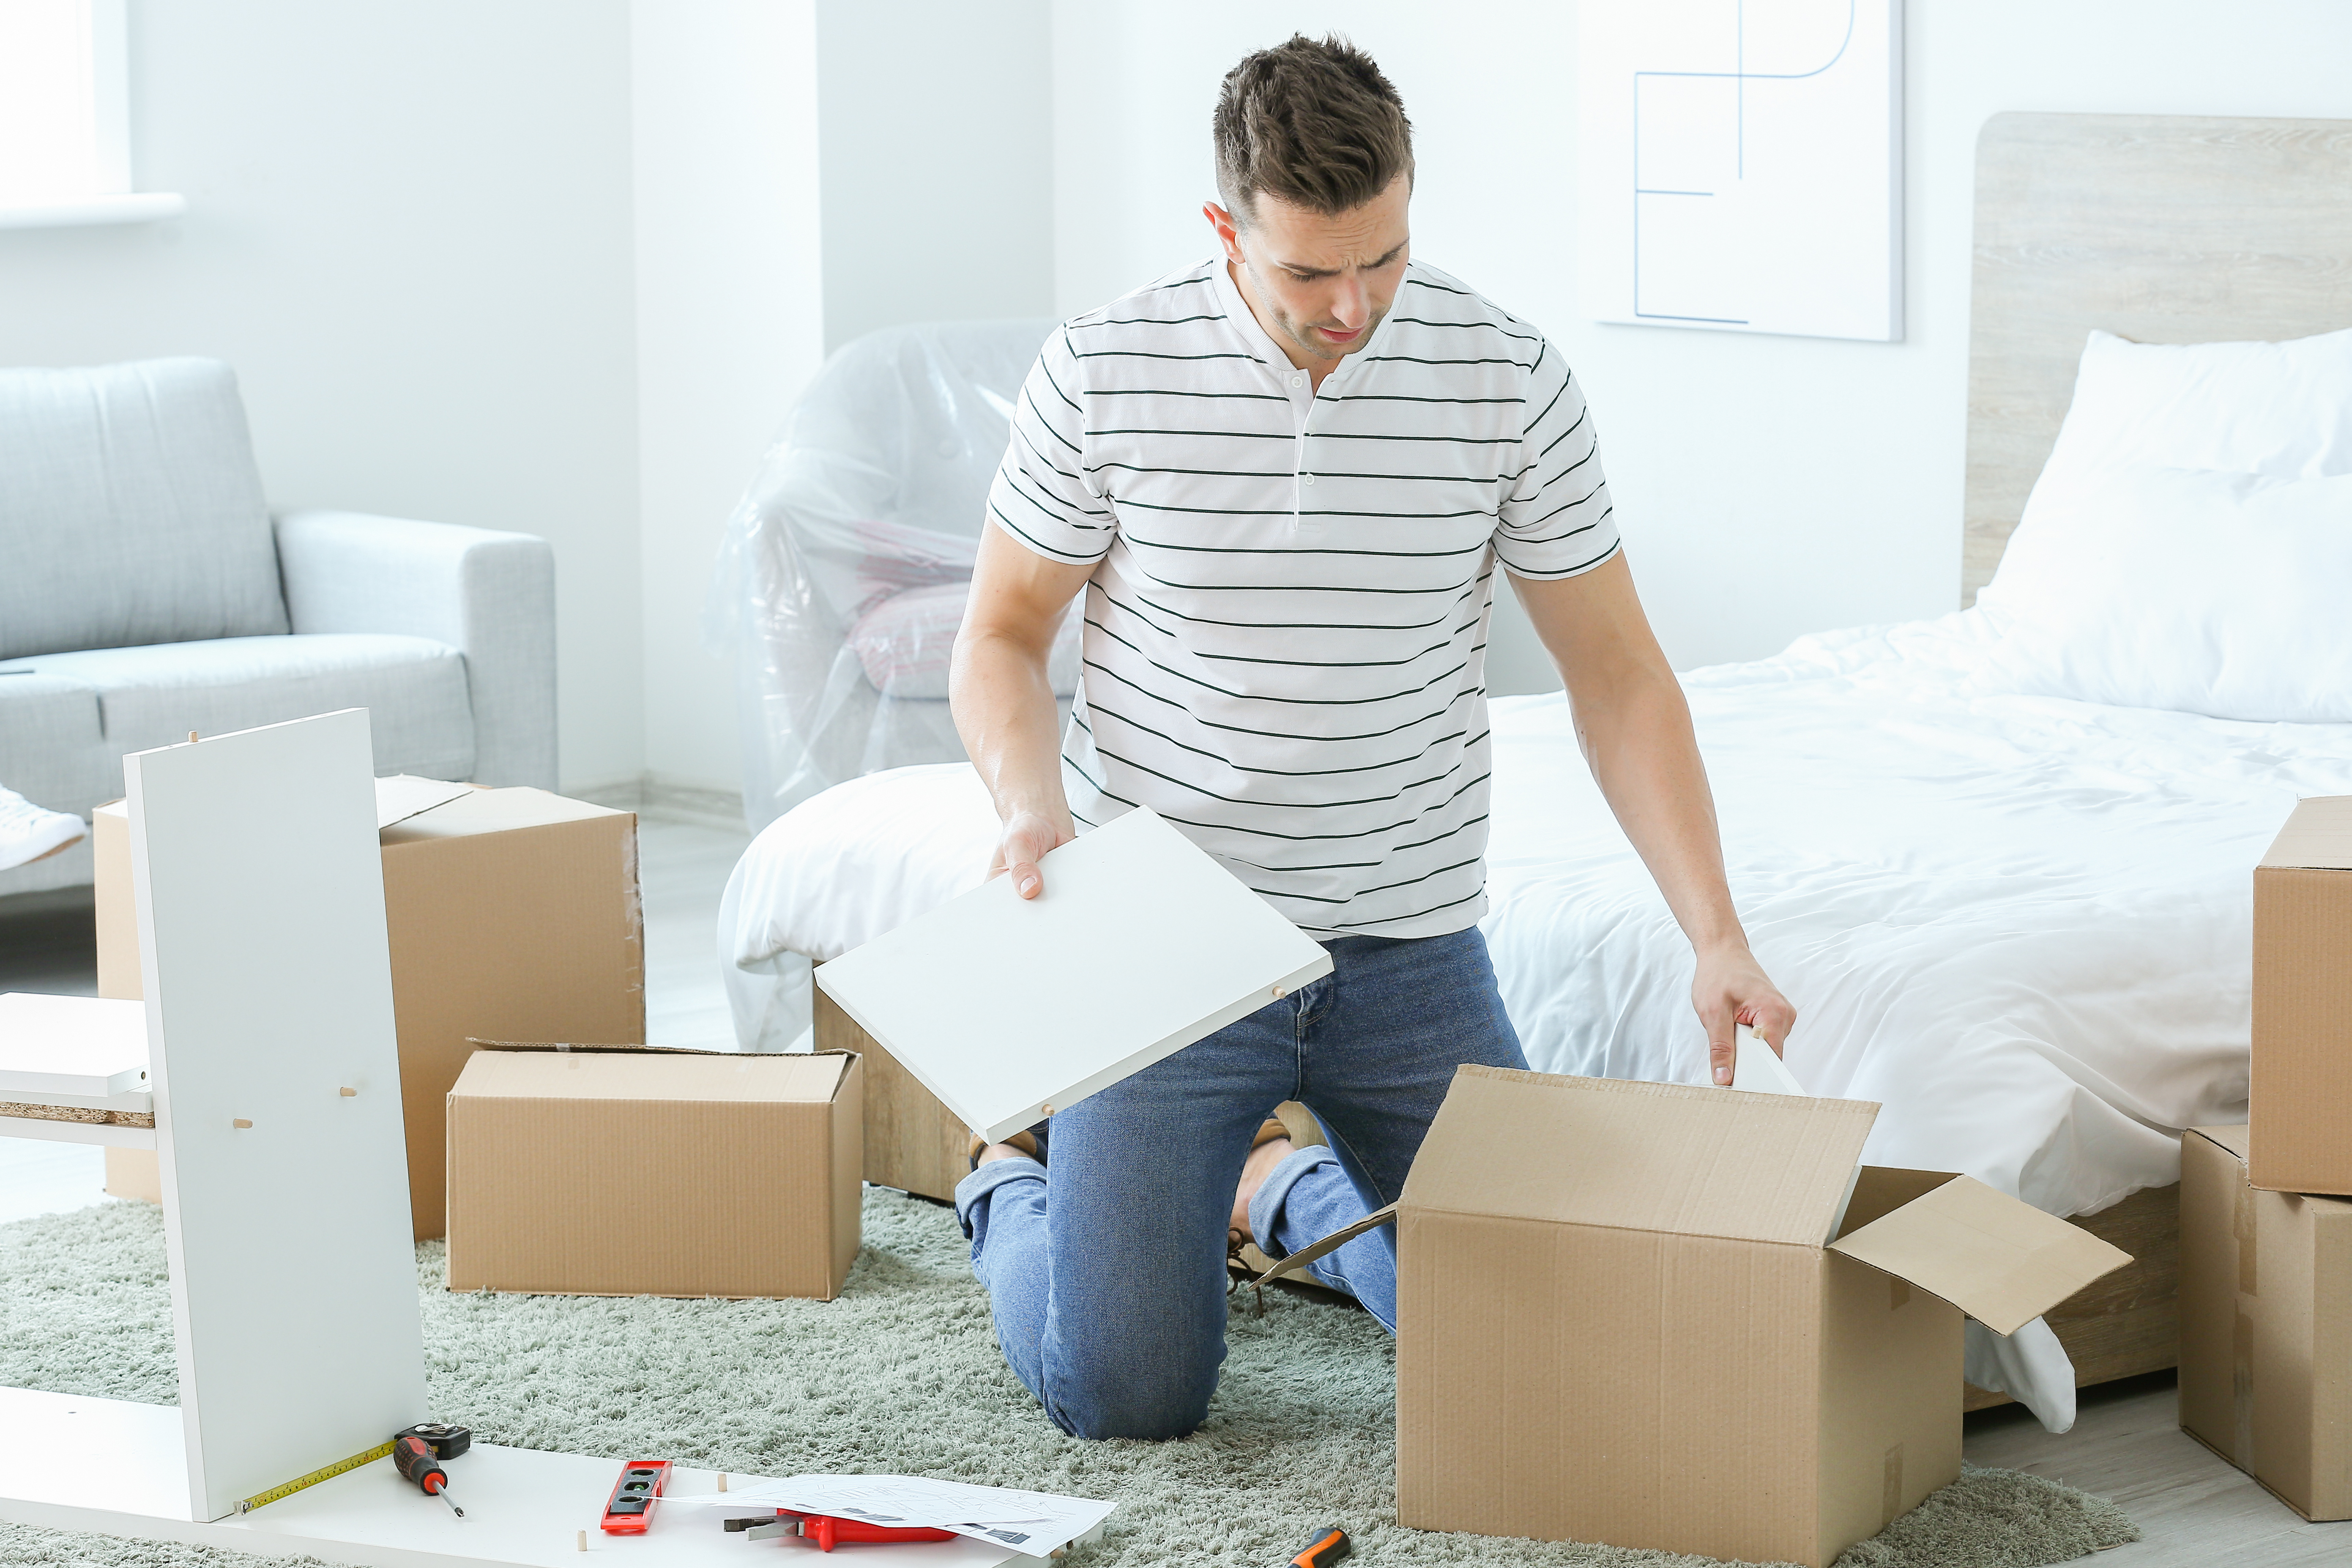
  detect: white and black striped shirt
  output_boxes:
[987,257,1619,938]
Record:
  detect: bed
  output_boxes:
[716,112,2352,1431]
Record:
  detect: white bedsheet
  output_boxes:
[719,609,2352,1428]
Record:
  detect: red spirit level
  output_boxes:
[600,1460,673,1534]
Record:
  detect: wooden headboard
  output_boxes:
[1962,113,2352,603]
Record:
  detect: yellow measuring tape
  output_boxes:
[236,1439,396,1513]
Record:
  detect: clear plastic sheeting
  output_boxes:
[708,317,1076,830]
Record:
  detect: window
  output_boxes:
[0,0,181,225]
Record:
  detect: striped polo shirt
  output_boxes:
[986,256,1619,938]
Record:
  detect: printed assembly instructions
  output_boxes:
[666,1474,1115,1557]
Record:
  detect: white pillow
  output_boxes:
[2030,326,2352,496]
[1979,466,2352,722]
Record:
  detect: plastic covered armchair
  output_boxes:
[709,319,1080,830]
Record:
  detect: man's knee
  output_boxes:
[1040,1342,1220,1440]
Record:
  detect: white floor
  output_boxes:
[6,817,2347,1566]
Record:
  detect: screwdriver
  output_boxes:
[393,1433,466,1518]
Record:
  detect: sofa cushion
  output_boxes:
[0,358,290,660]
[0,670,104,811]
[0,635,476,808]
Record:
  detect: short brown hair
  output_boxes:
[1213,34,1413,225]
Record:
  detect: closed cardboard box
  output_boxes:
[2179,1125,2352,1520]
[95,781,644,1236]
[446,1044,862,1300]
[2252,796,2352,1195]
[1267,1067,2130,1568]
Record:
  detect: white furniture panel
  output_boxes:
[126,709,427,1520]
[816,807,1331,1144]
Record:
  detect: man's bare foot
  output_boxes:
[976,1141,1031,1165]
[1229,1135,1294,1243]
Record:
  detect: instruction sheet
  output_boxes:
[667,1474,1114,1557]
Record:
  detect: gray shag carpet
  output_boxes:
[0,1193,2139,1568]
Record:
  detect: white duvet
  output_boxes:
[719,608,2352,1429]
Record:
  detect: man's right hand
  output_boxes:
[988,806,1076,899]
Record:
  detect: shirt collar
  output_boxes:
[1210,255,1407,394]
[1211,258,1288,374]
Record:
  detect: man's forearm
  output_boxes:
[1573,665,1745,954]
[950,627,1070,824]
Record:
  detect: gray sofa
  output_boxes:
[0,357,556,896]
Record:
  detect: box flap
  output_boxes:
[1402,1065,1879,1248]
[2186,1124,2251,1163]
[375,774,476,831]
[1256,1204,1397,1287]
[381,786,630,845]
[2259,795,2352,870]
[452,1045,847,1104]
[1827,1174,2131,1335]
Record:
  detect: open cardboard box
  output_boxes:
[94,778,644,1236]
[1263,1065,2132,1568]
[445,1042,863,1301]
[2251,794,2352,1195]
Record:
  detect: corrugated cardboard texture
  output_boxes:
[1815,1250,1963,1564]
[2251,816,2352,1193]
[1837,1168,1961,1239]
[1396,1210,1826,1566]
[1827,1175,2132,1336]
[445,1048,858,1300]
[381,788,644,1238]
[95,787,645,1235]
[1387,1067,2122,1568]
[2259,795,2352,870]
[2179,1125,2352,1521]
[1409,1065,1879,1247]
[92,803,138,1002]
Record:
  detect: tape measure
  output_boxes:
[236,1440,396,1513]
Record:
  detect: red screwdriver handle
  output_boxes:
[393,1436,448,1493]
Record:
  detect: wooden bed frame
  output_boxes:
[820,109,2352,1414]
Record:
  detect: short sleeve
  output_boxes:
[1493,339,1620,579]
[986,325,1117,565]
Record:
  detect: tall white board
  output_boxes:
[1578,0,1902,341]
[127,710,426,1520]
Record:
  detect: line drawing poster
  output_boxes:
[1578,0,1902,342]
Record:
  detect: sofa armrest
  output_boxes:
[276,509,557,788]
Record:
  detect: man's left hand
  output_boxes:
[1693,942,1797,1086]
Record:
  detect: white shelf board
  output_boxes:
[0,993,149,1098]
[816,807,1332,1143]
[0,1387,1021,1568]
[0,192,186,229]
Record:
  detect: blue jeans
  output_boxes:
[952,928,1527,1439]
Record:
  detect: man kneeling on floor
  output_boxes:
[947,33,1796,1440]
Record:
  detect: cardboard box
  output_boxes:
[2252,795,2352,1195]
[445,1044,861,1300]
[1266,1067,2130,1568]
[95,782,645,1236]
[2179,1125,2352,1520]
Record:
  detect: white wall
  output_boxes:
[632,0,827,799]
[0,0,647,786]
[1050,0,2352,692]
[816,0,1056,353]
